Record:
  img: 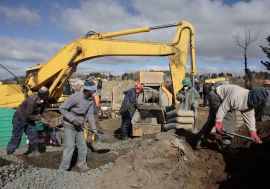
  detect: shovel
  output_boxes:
[224,131,255,141]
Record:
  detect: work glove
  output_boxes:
[92,129,98,135]
[40,117,48,124]
[48,121,56,130]
[72,120,83,132]
[249,131,262,144]
[215,121,225,134]
[72,119,79,125]
[192,103,197,109]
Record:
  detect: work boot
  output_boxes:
[121,129,129,140]
[196,132,205,147]
[79,166,91,173]
[23,148,32,155]
[220,140,239,154]
[191,128,198,134]
[7,151,13,155]
[32,146,41,156]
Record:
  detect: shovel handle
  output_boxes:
[224,131,254,141]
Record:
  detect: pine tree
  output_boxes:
[260,36,270,70]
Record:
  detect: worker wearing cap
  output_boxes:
[97,77,102,100]
[194,79,200,93]
[118,83,143,140]
[256,80,270,121]
[7,86,55,156]
[59,78,97,172]
[196,84,269,154]
[176,78,201,134]
[209,81,216,91]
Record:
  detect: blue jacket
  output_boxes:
[120,88,137,118]
[97,80,102,89]
[195,82,200,92]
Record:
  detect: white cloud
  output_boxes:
[0,61,26,79]
[0,0,270,78]
[0,5,41,25]
[0,36,64,63]
[53,0,270,64]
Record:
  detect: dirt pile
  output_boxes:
[101,80,136,108]
[94,112,270,189]
[232,120,270,148]
[94,131,227,189]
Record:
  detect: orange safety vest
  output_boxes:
[94,94,99,107]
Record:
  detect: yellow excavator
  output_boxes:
[0,20,196,128]
[200,73,231,85]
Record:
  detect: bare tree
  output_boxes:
[232,28,260,89]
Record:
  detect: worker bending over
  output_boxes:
[7,86,55,156]
[176,78,201,134]
[59,78,97,172]
[196,84,269,154]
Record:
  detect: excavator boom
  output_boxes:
[25,21,196,105]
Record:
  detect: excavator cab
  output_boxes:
[26,65,72,100]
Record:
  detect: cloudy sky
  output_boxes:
[0,0,269,79]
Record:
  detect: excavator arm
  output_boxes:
[25,21,196,105]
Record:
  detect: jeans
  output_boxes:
[50,128,61,145]
[121,116,132,131]
[203,97,208,107]
[7,112,38,152]
[97,89,102,98]
[59,128,88,170]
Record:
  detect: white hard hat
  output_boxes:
[212,81,215,83]
[195,79,198,82]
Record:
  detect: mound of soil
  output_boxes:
[95,131,226,189]
[94,119,270,189]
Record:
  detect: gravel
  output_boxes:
[0,146,115,189]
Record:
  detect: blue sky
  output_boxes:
[0,0,269,79]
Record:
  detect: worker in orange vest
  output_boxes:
[92,92,101,131]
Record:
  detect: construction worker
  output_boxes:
[7,86,55,156]
[59,78,97,172]
[196,84,269,154]
[209,81,216,91]
[256,80,270,121]
[97,77,103,99]
[119,83,143,140]
[176,78,201,134]
[91,92,101,140]
[203,83,210,108]
[194,79,200,93]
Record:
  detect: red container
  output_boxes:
[38,131,50,147]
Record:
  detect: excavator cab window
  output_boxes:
[62,82,72,95]
[26,69,38,78]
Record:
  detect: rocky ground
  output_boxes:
[1,80,270,189]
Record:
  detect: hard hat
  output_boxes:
[212,81,215,83]
[195,79,198,82]
[182,78,191,86]
[135,83,143,90]
[97,77,100,79]
[263,80,270,85]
